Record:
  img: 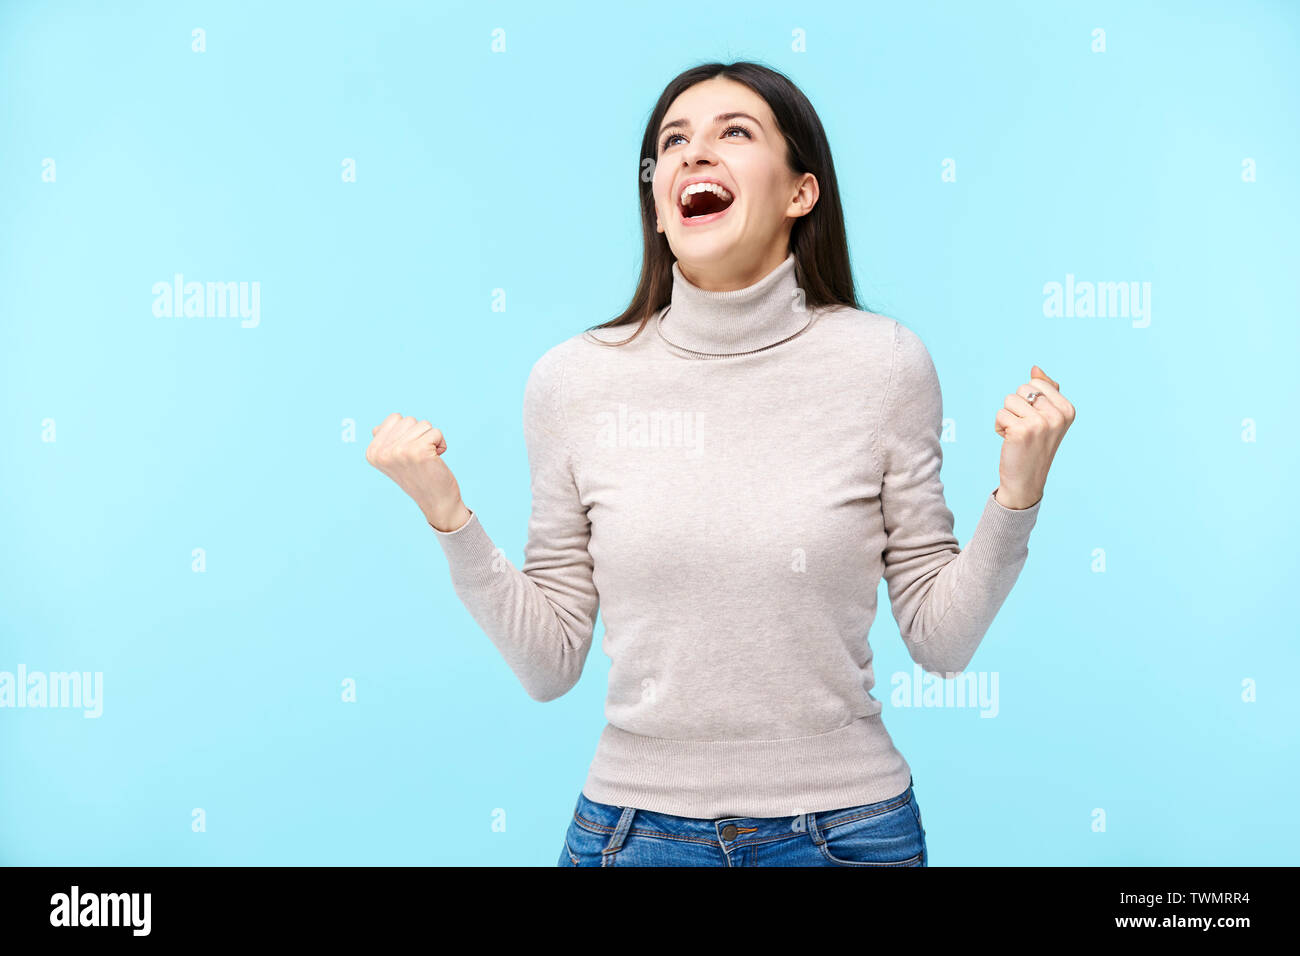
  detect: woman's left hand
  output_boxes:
[993,365,1075,510]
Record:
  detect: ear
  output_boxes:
[793,173,819,216]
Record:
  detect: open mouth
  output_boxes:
[678,182,735,220]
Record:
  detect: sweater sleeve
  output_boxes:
[876,321,1041,676]
[429,344,599,701]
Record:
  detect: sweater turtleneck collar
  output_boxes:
[654,252,812,356]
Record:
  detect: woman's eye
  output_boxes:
[661,124,752,152]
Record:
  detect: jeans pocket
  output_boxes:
[563,793,628,867]
[557,835,579,867]
[909,793,925,836]
[813,790,925,867]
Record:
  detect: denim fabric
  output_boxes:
[558,777,927,867]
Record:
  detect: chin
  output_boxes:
[672,232,738,256]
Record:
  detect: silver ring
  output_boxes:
[1025,390,1041,405]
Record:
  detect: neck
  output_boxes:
[656,251,810,356]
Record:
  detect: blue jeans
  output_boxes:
[557,777,927,867]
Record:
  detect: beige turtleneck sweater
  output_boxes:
[431,252,1042,818]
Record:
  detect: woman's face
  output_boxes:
[653,76,817,280]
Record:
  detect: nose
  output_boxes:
[681,138,719,167]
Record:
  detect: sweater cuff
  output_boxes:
[964,489,1041,571]
[430,510,503,591]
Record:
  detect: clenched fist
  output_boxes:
[993,364,1076,510]
[366,413,473,532]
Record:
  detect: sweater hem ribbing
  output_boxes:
[580,712,913,819]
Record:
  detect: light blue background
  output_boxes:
[2,0,1296,866]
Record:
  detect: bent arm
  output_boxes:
[878,321,1041,676]
[431,345,599,701]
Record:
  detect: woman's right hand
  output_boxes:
[366,413,472,532]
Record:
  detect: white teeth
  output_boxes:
[679,182,733,207]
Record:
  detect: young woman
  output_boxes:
[367,62,1075,867]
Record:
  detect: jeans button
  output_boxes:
[721,823,738,840]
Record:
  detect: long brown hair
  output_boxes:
[587,61,867,346]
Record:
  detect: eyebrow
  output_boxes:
[658,111,765,138]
